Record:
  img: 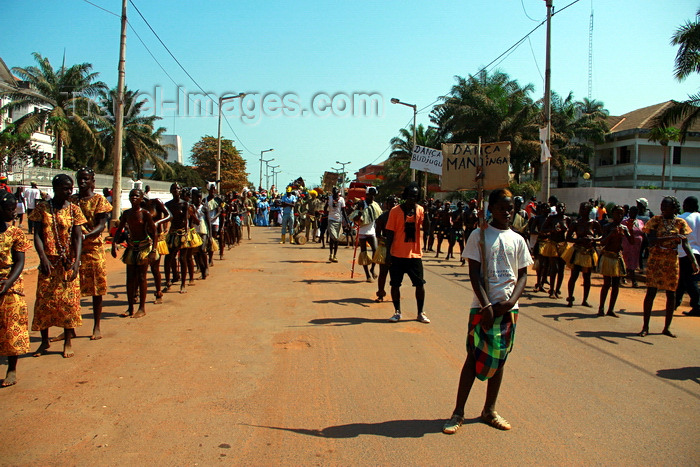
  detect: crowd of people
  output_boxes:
[0,171,264,387]
[2,174,699,439]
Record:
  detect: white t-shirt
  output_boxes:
[463,224,534,310]
[678,211,700,257]
[327,196,345,222]
[23,187,40,209]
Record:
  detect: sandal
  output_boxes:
[480,411,511,430]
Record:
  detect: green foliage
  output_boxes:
[509,180,541,200]
[444,190,477,202]
[151,161,204,187]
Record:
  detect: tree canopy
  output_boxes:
[190,136,248,193]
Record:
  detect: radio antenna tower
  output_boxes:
[588,4,594,99]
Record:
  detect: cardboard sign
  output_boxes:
[410,145,443,175]
[441,142,511,191]
[322,171,339,193]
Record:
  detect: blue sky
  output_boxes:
[2,0,698,189]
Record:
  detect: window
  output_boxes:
[673,146,681,165]
[618,146,632,164]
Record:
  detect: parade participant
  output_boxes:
[0,192,31,386]
[435,201,452,258]
[540,202,569,298]
[597,206,631,317]
[426,199,442,252]
[30,174,86,358]
[13,187,25,227]
[143,189,171,304]
[256,195,270,227]
[677,196,700,316]
[443,188,532,434]
[374,196,398,302]
[563,202,602,307]
[622,206,645,288]
[640,196,698,337]
[111,189,157,318]
[279,187,297,244]
[386,183,429,323]
[446,201,466,262]
[72,168,112,339]
[319,195,329,249]
[352,187,382,282]
[181,188,202,287]
[524,196,537,218]
[528,203,549,292]
[23,182,40,234]
[421,199,431,253]
[597,200,608,224]
[191,189,211,280]
[511,196,529,240]
[242,191,255,240]
[326,187,345,261]
[206,185,221,266]
[305,190,323,242]
[164,183,189,293]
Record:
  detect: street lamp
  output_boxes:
[336,160,350,196]
[271,167,281,190]
[217,92,246,192]
[259,148,274,190]
[262,158,274,191]
[390,97,417,182]
[267,164,279,191]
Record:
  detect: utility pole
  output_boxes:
[540,0,553,203]
[111,0,128,222]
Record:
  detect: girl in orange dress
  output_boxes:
[29,174,87,358]
[640,197,699,337]
[0,192,32,387]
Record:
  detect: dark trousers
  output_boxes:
[676,253,700,312]
[26,208,34,234]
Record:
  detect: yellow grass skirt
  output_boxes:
[186,228,203,248]
[372,238,387,264]
[210,238,219,252]
[156,232,169,255]
[597,251,627,277]
[540,240,567,258]
[562,245,598,269]
[122,239,158,266]
[358,251,372,266]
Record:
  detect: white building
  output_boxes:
[142,134,182,177]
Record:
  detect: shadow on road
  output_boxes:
[298,279,358,284]
[308,317,389,326]
[280,260,327,264]
[243,418,479,438]
[656,367,700,384]
[575,330,653,345]
[523,300,571,309]
[312,297,376,307]
[542,311,600,321]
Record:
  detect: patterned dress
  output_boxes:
[72,193,112,297]
[622,218,644,270]
[0,227,32,356]
[642,216,691,291]
[29,203,87,330]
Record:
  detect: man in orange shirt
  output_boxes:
[385,183,430,323]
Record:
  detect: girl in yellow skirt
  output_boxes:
[111,189,157,319]
[640,197,698,337]
[540,201,570,298]
[563,202,602,307]
[0,192,32,386]
[597,206,631,317]
[143,192,171,304]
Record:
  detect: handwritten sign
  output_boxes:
[441,142,511,191]
[410,145,443,175]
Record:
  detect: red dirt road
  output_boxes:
[1,227,698,465]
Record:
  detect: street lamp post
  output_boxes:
[267,164,279,191]
[261,158,274,191]
[217,92,245,192]
[390,98,417,182]
[271,167,281,190]
[335,161,350,197]
[258,148,274,190]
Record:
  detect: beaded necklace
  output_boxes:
[49,200,73,270]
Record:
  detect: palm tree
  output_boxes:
[2,52,106,168]
[432,70,540,182]
[548,93,609,187]
[92,87,172,178]
[379,124,439,197]
[647,126,680,189]
[655,9,700,142]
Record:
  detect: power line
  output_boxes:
[521,0,541,22]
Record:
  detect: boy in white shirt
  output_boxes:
[443,188,533,434]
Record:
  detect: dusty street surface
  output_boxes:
[1,227,698,465]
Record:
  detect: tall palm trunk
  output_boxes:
[661,144,667,189]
